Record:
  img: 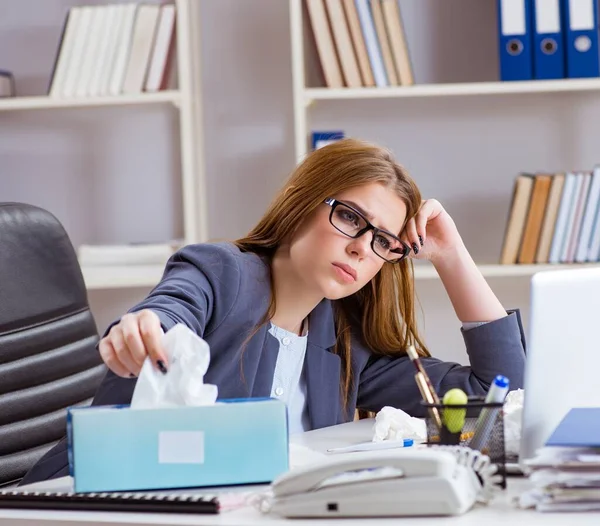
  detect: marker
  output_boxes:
[327,439,414,454]
[469,375,510,451]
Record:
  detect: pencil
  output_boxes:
[407,345,441,405]
[415,372,443,431]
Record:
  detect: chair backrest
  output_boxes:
[0,203,106,486]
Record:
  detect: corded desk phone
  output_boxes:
[267,447,498,518]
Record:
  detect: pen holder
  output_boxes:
[422,397,507,489]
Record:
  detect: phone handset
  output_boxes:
[271,448,458,498]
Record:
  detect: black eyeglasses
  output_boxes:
[323,198,411,263]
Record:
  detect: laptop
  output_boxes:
[518,266,600,467]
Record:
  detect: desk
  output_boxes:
[1,419,598,525]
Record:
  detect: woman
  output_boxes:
[21,138,525,483]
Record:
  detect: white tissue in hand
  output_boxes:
[130,323,218,409]
[503,388,524,458]
[372,406,427,442]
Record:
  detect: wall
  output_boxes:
[4,0,595,363]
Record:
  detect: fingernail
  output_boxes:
[129,373,136,378]
[412,243,419,255]
[157,360,168,374]
[418,235,423,247]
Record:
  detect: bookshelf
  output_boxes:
[304,78,600,103]
[0,91,180,112]
[1,0,206,290]
[413,262,600,280]
[82,264,165,290]
[290,0,600,281]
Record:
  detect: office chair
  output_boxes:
[0,203,106,487]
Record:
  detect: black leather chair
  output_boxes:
[0,203,106,487]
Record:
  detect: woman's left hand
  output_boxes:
[400,199,464,263]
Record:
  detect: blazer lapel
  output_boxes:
[305,300,341,429]
[250,326,280,398]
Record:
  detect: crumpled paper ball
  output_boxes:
[503,388,524,458]
[372,406,427,443]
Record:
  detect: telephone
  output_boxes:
[266,447,498,518]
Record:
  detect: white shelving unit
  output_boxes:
[82,264,165,290]
[412,262,600,280]
[2,0,207,290]
[289,0,600,280]
[0,91,180,112]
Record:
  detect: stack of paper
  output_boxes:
[520,408,600,512]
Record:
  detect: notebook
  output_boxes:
[0,489,219,514]
[546,407,600,448]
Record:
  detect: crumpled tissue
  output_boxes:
[503,388,524,458]
[372,406,428,443]
[130,323,218,409]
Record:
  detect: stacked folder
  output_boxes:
[500,167,600,264]
[521,408,600,512]
[498,0,600,81]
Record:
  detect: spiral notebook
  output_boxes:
[0,489,219,514]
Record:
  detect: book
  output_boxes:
[305,0,344,88]
[145,4,176,92]
[499,173,535,265]
[311,130,345,150]
[518,174,552,264]
[122,4,161,93]
[324,0,362,87]
[369,0,398,86]
[381,0,414,86]
[535,173,565,263]
[341,0,375,86]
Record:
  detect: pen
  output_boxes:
[327,439,414,454]
[415,372,443,431]
[469,375,510,451]
[407,345,441,405]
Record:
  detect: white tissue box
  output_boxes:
[67,398,288,493]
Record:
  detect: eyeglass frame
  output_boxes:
[323,198,411,263]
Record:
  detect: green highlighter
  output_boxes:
[441,388,468,445]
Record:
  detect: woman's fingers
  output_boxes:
[402,217,421,255]
[107,324,141,377]
[119,314,147,371]
[138,310,168,374]
[98,337,132,378]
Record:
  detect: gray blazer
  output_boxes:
[20,242,526,484]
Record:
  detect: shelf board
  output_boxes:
[0,91,180,112]
[413,262,600,280]
[81,261,600,288]
[81,264,165,290]
[304,78,600,102]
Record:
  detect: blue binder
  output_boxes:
[563,0,600,78]
[545,407,600,447]
[532,0,565,79]
[497,0,534,81]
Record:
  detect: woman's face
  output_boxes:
[289,183,408,300]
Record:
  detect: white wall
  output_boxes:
[4,0,596,364]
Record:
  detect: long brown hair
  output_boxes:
[234,138,430,410]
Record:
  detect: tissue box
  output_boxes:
[67,398,288,493]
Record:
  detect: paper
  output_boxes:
[130,324,218,409]
[372,406,427,443]
[503,388,524,458]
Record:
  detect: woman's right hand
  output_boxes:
[97,309,167,378]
